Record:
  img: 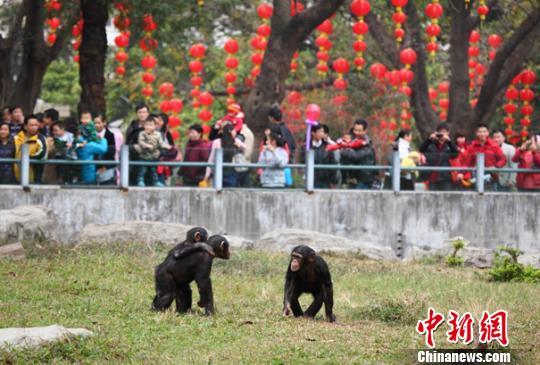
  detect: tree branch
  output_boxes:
[474,7,540,124]
[364,12,399,69]
[287,0,346,45]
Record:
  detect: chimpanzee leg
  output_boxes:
[323,284,336,322]
[175,284,192,313]
[152,271,175,311]
[304,292,324,318]
[290,294,303,317]
[195,276,214,315]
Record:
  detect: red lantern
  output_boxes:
[115,66,126,76]
[250,36,267,51]
[400,48,417,66]
[189,60,203,74]
[351,0,371,17]
[139,37,158,52]
[370,63,387,80]
[520,89,534,102]
[425,3,443,18]
[191,89,201,98]
[353,40,367,52]
[290,1,305,15]
[199,92,214,107]
[392,12,407,24]
[426,24,441,37]
[170,99,184,114]
[225,57,239,69]
[141,55,157,69]
[225,72,237,84]
[468,46,479,57]
[142,86,153,97]
[332,58,350,74]
[142,72,155,84]
[47,33,57,46]
[251,53,264,65]
[439,98,449,110]
[287,91,303,105]
[257,24,271,37]
[477,5,489,19]
[115,51,128,63]
[73,54,80,63]
[317,20,333,34]
[469,30,480,43]
[352,21,369,35]
[190,76,203,87]
[488,34,502,48]
[391,0,408,7]
[428,88,438,100]
[503,103,517,114]
[317,51,330,62]
[386,70,401,87]
[226,86,236,95]
[438,81,450,94]
[171,130,180,141]
[503,117,515,126]
[521,70,536,85]
[115,34,130,48]
[505,86,518,100]
[160,100,171,113]
[224,39,239,54]
[168,116,181,128]
[399,68,414,84]
[257,3,273,19]
[394,28,405,41]
[142,14,157,32]
[159,83,174,98]
[47,17,61,30]
[202,124,211,135]
[198,109,213,122]
[333,78,348,90]
[426,42,438,53]
[354,57,366,69]
[189,43,206,59]
[521,104,534,116]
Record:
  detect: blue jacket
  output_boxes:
[77,138,107,184]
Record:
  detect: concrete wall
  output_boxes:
[0,186,538,252]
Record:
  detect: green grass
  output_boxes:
[1,244,539,364]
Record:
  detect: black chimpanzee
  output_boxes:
[167,227,211,258]
[283,245,336,322]
[152,235,230,315]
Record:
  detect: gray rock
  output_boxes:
[224,235,254,250]
[0,205,58,245]
[255,229,396,260]
[459,246,495,269]
[75,221,202,246]
[519,252,540,269]
[0,325,93,350]
[0,243,25,259]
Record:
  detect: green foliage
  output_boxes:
[445,237,466,267]
[41,60,81,115]
[488,246,540,283]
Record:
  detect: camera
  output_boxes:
[435,133,444,139]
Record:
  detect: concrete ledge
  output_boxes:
[0,185,538,252]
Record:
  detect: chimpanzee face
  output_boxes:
[290,252,303,272]
[207,235,230,260]
[289,246,316,272]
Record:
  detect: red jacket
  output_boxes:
[512,149,540,190]
[461,138,506,179]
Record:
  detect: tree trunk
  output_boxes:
[244,0,346,140]
[78,0,108,116]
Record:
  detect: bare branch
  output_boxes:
[364,12,399,69]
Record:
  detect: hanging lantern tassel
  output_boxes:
[350,0,371,71]
[189,43,206,109]
[315,19,333,76]
[224,39,239,103]
[391,0,408,44]
[425,1,443,59]
[477,0,489,22]
[519,70,536,140]
[113,1,131,77]
[332,58,350,107]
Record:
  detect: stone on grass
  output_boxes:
[0,205,58,245]
[519,252,540,269]
[0,243,25,259]
[0,325,93,350]
[255,228,396,260]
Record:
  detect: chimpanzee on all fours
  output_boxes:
[153,228,230,315]
[283,245,336,322]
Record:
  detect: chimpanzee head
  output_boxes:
[186,227,208,243]
[207,235,230,259]
[289,245,316,272]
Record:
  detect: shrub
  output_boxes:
[445,237,465,267]
[488,246,540,283]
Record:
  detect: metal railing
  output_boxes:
[0,145,538,194]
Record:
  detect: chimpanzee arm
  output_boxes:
[318,259,336,322]
[195,259,215,315]
[175,283,192,313]
[283,271,303,317]
[173,242,215,259]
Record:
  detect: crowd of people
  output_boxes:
[1,103,539,192]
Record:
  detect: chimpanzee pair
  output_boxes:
[153,228,335,322]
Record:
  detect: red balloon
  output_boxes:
[142,72,155,84]
[189,60,203,74]
[189,43,206,59]
[520,70,536,85]
[170,98,183,113]
[488,34,502,48]
[257,24,271,37]
[370,63,387,80]
[350,0,371,17]
[392,12,407,24]
[391,0,408,7]
[141,55,157,69]
[425,3,443,19]
[115,34,129,48]
[400,48,417,65]
[199,92,214,107]
[352,21,369,35]
[198,109,213,122]
[224,39,239,54]
[225,72,237,84]
[257,3,273,19]
[305,104,321,121]
[332,58,350,74]
[169,116,181,128]
[469,30,480,43]
[115,51,128,63]
[317,20,333,34]
[225,57,239,69]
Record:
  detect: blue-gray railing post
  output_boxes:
[476,153,485,193]
[392,150,401,193]
[306,149,315,193]
[20,143,30,190]
[120,145,130,190]
[214,148,223,192]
